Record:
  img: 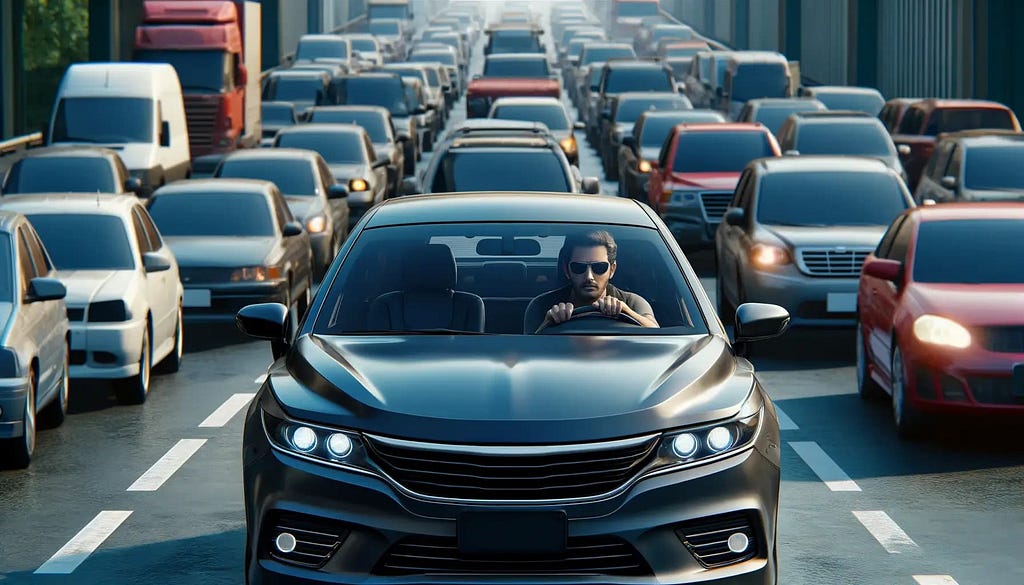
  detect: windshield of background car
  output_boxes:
[338,78,409,115]
[351,39,377,52]
[491,105,569,130]
[269,77,322,103]
[581,46,635,66]
[276,132,366,164]
[409,52,456,67]
[795,122,895,156]
[296,39,349,61]
[368,21,401,35]
[310,111,389,142]
[672,131,775,172]
[756,172,909,227]
[489,31,542,53]
[730,63,788,101]
[754,104,820,136]
[5,157,116,194]
[216,159,317,196]
[367,4,408,19]
[926,108,1016,135]
[615,97,690,124]
[431,150,570,192]
[616,2,659,17]
[964,146,1024,190]
[913,219,1024,284]
[148,193,274,237]
[605,68,673,94]
[484,59,548,78]
[653,27,693,41]
[814,92,884,115]
[52,98,153,144]
[28,214,134,270]
[261,104,295,125]
[314,222,707,335]
[0,235,11,300]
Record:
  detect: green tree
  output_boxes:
[23,0,89,71]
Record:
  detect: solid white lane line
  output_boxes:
[198,393,255,428]
[913,577,960,585]
[788,441,861,491]
[127,439,208,492]
[774,405,798,430]
[254,374,268,385]
[34,511,133,574]
[853,511,918,553]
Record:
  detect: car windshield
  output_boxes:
[431,150,569,192]
[52,97,153,144]
[666,59,691,78]
[489,31,542,53]
[268,77,323,103]
[4,157,116,194]
[581,47,635,66]
[927,108,1016,135]
[368,21,400,35]
[616,2,659,17]
[28,214,134,270]
[756,172,908,226]
[639,114,722,147]
[134,50,229,93]
[795,122,895,156]
[813,92,884,115]
[148,193,275,237]
[310,111,389,141]
[386,68,429,87]
[913,219,1024,284]
[261,105,296,125]
[615,97,690,124]
[314,222,706,335]
[484,59,548,78]
[338,78,409,115]
[665,46,703,58]
[296,39,349,61]
[409,52,456,66]
[653,27,693,41]
[0,235,11,300]
[754,104,821,136]
[368,4,408,19]
[276,132,366,164]
[216,159,317,196]
[605,68,673,94]
[491,105,569,130]
[351,39,377,52]
[673,131,775,172]
[963,146,1024,190]
[730,63,789,101]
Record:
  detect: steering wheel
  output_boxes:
[535,304,643,333]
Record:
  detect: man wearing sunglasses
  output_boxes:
[527,230,659,332]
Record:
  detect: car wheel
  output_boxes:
[856,321,883,400]
[2,367,36,468]
[158,306,184,374]
[116,326,151,405]
[891,344,925,439]
[41,347,70,427]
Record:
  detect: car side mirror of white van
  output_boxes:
[160,121,171,147]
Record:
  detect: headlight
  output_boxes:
[750,243,791,268]
[638,160,652,173]
[559,136,577,154]
[263,410,374,471]
[306,214,327,234]
[348,178,369,192]
[913,315,971,349]
[649,407,761,473]
[231,266,282,282]
[88,300,131,322]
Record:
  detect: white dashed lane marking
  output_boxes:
[774,405,798,430]
[198,393,255,428]
[126,439,208,492]
[34,511,133,574]
[853,511,918,554]
[913,576,960,585]
[789,441,861,491]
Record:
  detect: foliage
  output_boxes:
[23,0,90,71]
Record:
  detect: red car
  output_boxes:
[466,54,560,118]
[857,203,1024,437]
[647,122,780,250]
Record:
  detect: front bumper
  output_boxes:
[68,319,147,379]
[0,376,30,438]
[740,267,858,327]
[182,281,289,324]
[901,340,1024,416]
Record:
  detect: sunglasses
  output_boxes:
[569,261,611,275]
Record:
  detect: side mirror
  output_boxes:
[897,144,912,157]
[124,176,144,194]
[26,277,66,303]
[160,121,171,147]
[396,134,410,143]
[734,303,790,343]
[372,158,389,169]
[724,207,745,226]
[581,177,601,194]
[400,177,419,196]
[862,258,902,282]
[237,64,249,86]
[375,152,391,165]
[940,175,958,190]
[142,252,172,273]
[282,221,304,237]
[327,184,348,199]
[236,303,290,359]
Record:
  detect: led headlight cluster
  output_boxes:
[263,412,372,471]
[653,409,761,469]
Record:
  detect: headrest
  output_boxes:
[403,243,456,291]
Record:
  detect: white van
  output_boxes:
[47,63,191,194]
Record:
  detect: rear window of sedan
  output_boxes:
[963,146,1024,191]
[491,104,570,130]
[275,132,367,165]
[431,149,570,193]
[28,214,134,270]
[604,68,673,94]
[615,97,691,124]
[580,47,634,66]
[672,131,775,172]
[5,157,116,194]
[913,219,1024,284]
[756,171,909,227]
[484,59,549,78]
[216,159,318,196]
[148,193,275,237]
[927,108,1016,135]
[795,121,895,156]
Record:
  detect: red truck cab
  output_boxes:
[466,54,560,118]
[135,0,261,160]
[648,123,780,249]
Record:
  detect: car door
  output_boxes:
[718,170,754,305]
[15,226,54,396]
[318,158,349,235]
[137,206,179,344]
[129,206,170,350]
[866,216,913,381]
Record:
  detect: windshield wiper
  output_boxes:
[352,329,492,335]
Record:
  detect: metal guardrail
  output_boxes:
[0,132,43,157]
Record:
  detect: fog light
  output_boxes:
[326,433,353,459]
[727,532,749,553]
[672,433,698,458]
[275,532,297,553]
[706,426,734,452]
[290,426,317,453]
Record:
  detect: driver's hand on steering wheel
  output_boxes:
[593,296,624,317]
[546,302,575,324]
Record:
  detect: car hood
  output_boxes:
[907,283,1024,327]
[56,270,136,305]
[284,196,323,222]
[270,334,756,443]
[668,172,739,191]
[329,163,369,182]
[467,78,561,98]
[960,188,1024,202]
[762,225,887,249]
[163,236,276,267]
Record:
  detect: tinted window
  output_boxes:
[730,63,789,101]
[914,220,1024,283]
[52,97,153,144]
[491,104,569,130]
[5,157,116,194]
[616,2,659,17]
[296,38,349,61]
[652,27,693,41]
[276,132,367,164]
[28,214,135,270]
[268,77,323,102]
[615,97,690,124]
[409,52,456,67]
[148,193,275,237]
[927,108,1016,135]
[489,31,542,53]
[368,21,401,35]
[338,78,409,114]
[0,235,11,300]
[432,150,570,192]
[309,110,389,142]
[640,116,702,147]
[605,68,673,93]
[795,122,894,156]
[217,159,318,195]
[367,4,408,19]
[962,146,1024,190]
[484,59,549,78]
[813,92,884,115]
[754,104,822,137]
[673,131,775,172]
[756,172,908,226]
[135,50,229,92]
[351,39,377,52]
[580,47,635,66]
[262,104,296,124]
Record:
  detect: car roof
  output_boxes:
[269,70,329,80]
[486,53,547,61]
[0,193,137,215]
[604,59,664,69]
[615,91,686,102]
[221,148,319,162]
[805,85,883,96]
[0,210,22,232]
[675,122,768,133]
[18,146,120,160]
[449,136,553,148]
[276,123,367,137]
[491,96,564,107]
[152,178,277,197]
[754,156,891,174]
[581,42,633,50]
[912,203,1024,222]
[937,130,1024,144]
[365,193,656,228]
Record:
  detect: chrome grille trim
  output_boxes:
[796,247,872,277]
[698,191,734,222]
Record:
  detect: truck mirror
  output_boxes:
[160,121,171,147]
[237,64,248,86]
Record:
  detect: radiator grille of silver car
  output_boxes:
[797,248,872,277]
[364,434,660,501]
[698,192,733,221]
[374,535,652,576]
[264,511,350,569]
[675,512,759,568]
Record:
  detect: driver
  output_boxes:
[528,230,659,332]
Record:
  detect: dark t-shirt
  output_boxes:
[523,284,656,333]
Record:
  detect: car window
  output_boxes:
[963,145,1024,190]
[483,59,549,78]
[0,235,12,300]
[23,225,51,276]
[756,171,909,227]
[491,104,570,130]
[136,207,163,250]
[148,193,275,237]
[875,215,907,258]
[217,158,319,195]
[275,131,368,164]
[793,122,895,156]
[604,68,674,94]
[130,209,154,254]
[4,156,116,194]
[896,106,924,134]
[913,219,1024,283]
[885,217,913,263]
[432,149,570,193]
[673,131,776,173]
[926,108,1016,135]
[28,213,136,270]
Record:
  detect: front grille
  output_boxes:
[184,96,219,149]
[365,434,660,501]
[675,512,759,568]
[698,192,733,222]
[374,535,652,576]
[66,307,85,321]
[263,512,350,569]
[179,267,232,284]
[797,248,872,277]
[968,377,1024,405]
[981,326,1024,353]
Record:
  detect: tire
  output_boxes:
[157,306,184,374]
[116,326,151,405]
[891,344,925,439]
[40,348,70,427]
[856,321,884,400]
[1,368,36,468]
